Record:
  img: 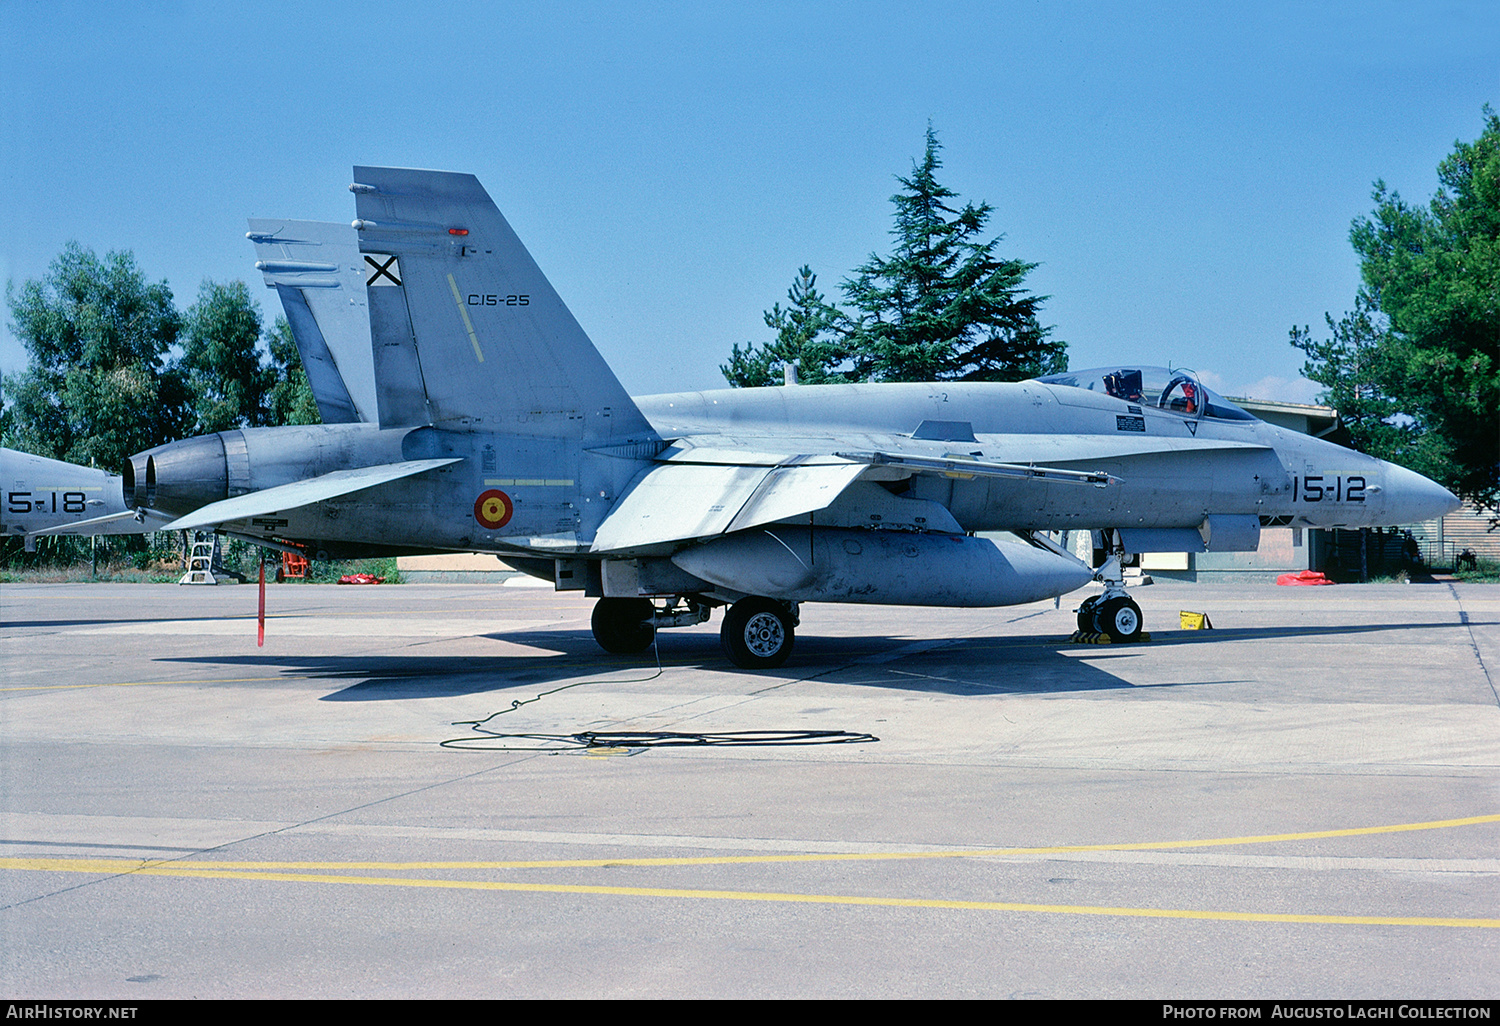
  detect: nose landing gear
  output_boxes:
[1075,535,1145,643]
[1092,594,1142,642]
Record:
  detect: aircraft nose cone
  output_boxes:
[1384,464,1461,523]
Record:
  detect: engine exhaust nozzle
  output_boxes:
[130,434,229,520]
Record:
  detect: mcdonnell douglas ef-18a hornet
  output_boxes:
[122,168,1459,668]
[3,447,167,550]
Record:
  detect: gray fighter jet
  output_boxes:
[2,447,164,550]
[127,168,1459,667]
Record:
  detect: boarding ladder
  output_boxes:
[179,531,224,585]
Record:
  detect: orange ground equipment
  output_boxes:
[280,551,309,579]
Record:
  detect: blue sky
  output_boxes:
[2,1,1496,403]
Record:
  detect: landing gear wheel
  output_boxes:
[591,598,655,654]
[1094,596,1143,642]
[1076,594,1102,633]
[720,598,795,669]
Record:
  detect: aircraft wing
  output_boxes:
[588,431,1277,553]
[162,458,461,532]
[591,459,868,552]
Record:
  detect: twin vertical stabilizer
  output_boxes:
[247,219,378,425]
[348,167,657,443]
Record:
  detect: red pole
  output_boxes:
[258,560,266,647]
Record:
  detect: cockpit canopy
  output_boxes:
[1034,366,1257,422]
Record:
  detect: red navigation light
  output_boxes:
[448,227,469,235]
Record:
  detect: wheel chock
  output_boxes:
[1069,631,1153,644]
[1179,611,1214,630]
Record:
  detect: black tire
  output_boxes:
[1094,596,1143,642]
[720,598,795,669]
[1076,594,1101,633]
[591,598,655,654]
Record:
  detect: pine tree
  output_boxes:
[841,127,1065,382]
[721,266,845,386]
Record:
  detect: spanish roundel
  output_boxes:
[473,489,513,530]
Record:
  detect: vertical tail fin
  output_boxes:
[349,167,657,442]
[247,219,379,425]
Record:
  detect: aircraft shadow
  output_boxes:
[2,615,249,629]
[1133,619,1489,646]
[147,616,1481,702]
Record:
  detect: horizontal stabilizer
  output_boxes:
[163,458,461,532]
[592,460,867,552]
[28,507,175,537]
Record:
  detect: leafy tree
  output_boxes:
[1295,108,1499,513]
[3,243,189,472]
[840,126,1065,382]
[721,266,845,386]
[1290,293,1412,459]
[4,247,323,484]
[265,317,321,426]
[180,279,275,432]
[181,286,320,431]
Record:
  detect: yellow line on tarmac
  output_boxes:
[1046,812,1500,853]
[3,813,1496,874]
[1,860,1495,929]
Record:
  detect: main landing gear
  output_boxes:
[590,597,655,654]
[720,598,797,669]
[588,595,798,669]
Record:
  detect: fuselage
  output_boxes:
[2,448,132,544]
[632,381,1455,532]
[130,379,1459,561]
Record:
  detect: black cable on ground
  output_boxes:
[441,728,879,752]
[441,629,878,751]
[444,621,666,744]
